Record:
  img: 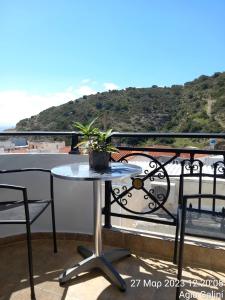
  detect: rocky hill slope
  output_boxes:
[16,72,225,134]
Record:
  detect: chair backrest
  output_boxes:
[179,159,225,213]
[0,169,52,202]
[178,158,225,244]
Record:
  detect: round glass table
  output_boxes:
[51,162,142,291]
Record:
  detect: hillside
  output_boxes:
[16,72,225,135]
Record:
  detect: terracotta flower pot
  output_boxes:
[89,150,110,171]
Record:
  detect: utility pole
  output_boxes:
[103,111,108,130]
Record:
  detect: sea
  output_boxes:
[0,125,14,132]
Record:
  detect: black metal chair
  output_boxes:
[176,161,225,299]
[0,168,57,300]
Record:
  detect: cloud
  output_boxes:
[0,80,119,127]
[76,85,96,96]
[0,85,97,127]
[103,82,119,90]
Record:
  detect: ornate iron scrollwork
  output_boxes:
[181,159,203,174]
[214,161,225,175]
[111,153,172,216]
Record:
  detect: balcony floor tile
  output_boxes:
[0,239,224,300]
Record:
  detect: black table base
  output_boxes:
[59,245,130,291]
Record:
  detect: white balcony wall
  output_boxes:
[2,154,225,238]
[0,154,95,238]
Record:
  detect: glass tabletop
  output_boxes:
[51,162,142,181]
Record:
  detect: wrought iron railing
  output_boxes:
[1,131,225,240]
[103,132,225,243]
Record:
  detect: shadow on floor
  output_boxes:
[0,240,224,300]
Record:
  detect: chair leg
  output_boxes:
[26,222,36,300]
[50,201,57,253]
[50,176,57,253]
[176,201,187,300]
[173,215,179,264]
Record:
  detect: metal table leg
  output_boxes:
[59,180,129,291]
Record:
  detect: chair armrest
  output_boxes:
[0,168,51,174]
[0,184,28,206]
[0,184,26,191]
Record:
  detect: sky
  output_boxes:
[0,0,225,128]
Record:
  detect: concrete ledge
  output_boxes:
[102,227,225,272]
[1,229,224,272]
[0,232,93,247]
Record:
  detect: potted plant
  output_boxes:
[74,118,118,170]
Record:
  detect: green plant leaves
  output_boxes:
[73,118,118,153]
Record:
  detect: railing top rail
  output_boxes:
[0,131,81,136]
[1,131,225,138]
[111,132,225,138]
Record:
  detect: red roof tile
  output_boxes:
[111,149,208,161]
